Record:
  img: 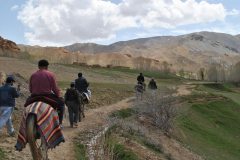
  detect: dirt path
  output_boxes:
[0,97,134,160]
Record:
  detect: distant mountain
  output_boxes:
[65,32,240,55]
[64,32,240,71]
[0,36,20,57]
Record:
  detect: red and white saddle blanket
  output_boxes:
[15,102,65,151]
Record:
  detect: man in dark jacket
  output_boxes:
[0,76,20,136]
[148,79,157,90]
[65,82,81,127]
[75,73,89,93]
[137,73,145,83]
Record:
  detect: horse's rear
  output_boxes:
[15,102,65,160]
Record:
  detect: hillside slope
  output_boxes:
[18,45,74,64]
[65,31,240,71]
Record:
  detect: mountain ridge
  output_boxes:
[1,31,240,73]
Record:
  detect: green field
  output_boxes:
[176,83,240,160]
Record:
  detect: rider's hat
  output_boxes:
[6,76,15,83]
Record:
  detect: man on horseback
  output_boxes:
[75,73,90,119]
[137,73,146,91]
[75,72,89,93]
[137,73,145,83]
[16,60,65,158]
[27,59,64,125]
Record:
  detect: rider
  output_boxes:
[28,59,64,125]
[137,73,145,90]
[137,73,145,83]
[148,78,157,90]
[75,72,89,93]
[0,76,20,136]
[75,73,89,118]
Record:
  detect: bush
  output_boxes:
[134,91,177,133]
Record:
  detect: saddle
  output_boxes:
[24,94,60,109]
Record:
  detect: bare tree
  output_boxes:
[134,91,177,133]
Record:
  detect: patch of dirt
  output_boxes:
[176,84,195,96]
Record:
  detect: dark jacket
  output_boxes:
[75,77,89,93]
[64,88,80,104]
[137,75,145,83]
[0,84,19,107]
[148,80,157,90]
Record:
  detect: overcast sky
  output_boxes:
[0,0,239,46]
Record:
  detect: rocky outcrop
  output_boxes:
[18,45,74,64]
[73,53,162,70]
[0,36,20,57]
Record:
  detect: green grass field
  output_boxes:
[176,83,240,160]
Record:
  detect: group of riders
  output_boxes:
[135,72,158,99]
[0,59,91,137]
[0,60,157,154]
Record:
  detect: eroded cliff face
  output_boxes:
[0,36,20,57]
[18,45,74,64]
[73,53,162,70]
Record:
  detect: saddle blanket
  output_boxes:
[15,102,65,151]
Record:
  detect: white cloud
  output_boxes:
[227,9,240,16]
[10,5,19,11]
[18,0,232,46]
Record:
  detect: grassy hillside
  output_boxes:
[176,84,240,160]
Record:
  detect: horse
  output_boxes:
[15,102,65,160]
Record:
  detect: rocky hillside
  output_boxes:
[65,32,240,71]
[74,53,162,70]
[2,32,240,73]
[0,36,20,57]
[18,45,74,64]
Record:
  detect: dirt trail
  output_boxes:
[0,97,134,160]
